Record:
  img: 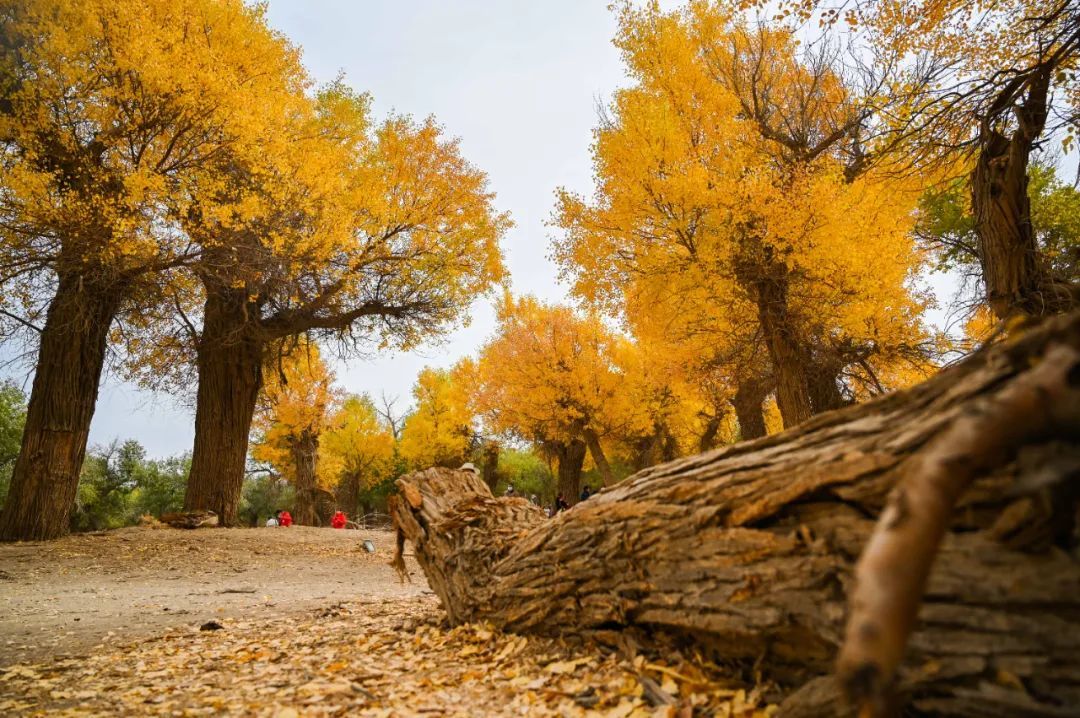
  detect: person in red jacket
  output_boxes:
[331,511,346,529]
[279,510,293,527]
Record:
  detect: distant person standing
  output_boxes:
[331,511,347,529]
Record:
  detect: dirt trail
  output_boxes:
[0,525,426,666]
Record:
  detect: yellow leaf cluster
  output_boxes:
[553,1,936,424]
[475,295,630,448]
[251,341,339,488]
[322,395,396,491]
[398,363,476,470]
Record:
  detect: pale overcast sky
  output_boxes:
[80,0,638,457]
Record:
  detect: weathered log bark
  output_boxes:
[184,289,265,526]
[838,341,1080,715]
[291,430,319,525]
[0,272,122,541]
[392,313,1080,716]
[160,510,219,529]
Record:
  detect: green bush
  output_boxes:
[70,440,192,531]
[130,454,189,518]
[0,382,27,508]
[239,473,296,527]
[494,448,553,502]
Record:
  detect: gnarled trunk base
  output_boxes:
[392,313,1080,716]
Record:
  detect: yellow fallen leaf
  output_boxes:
[546,658,588,674]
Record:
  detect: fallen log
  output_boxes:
[159,510,219,529]
[391,313,1080,716]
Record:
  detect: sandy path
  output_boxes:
[0,525,428,666]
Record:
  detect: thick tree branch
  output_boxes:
[837,341,1080,715]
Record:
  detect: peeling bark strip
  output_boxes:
[392,313,1080,716]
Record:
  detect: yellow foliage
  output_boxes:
[552,1,935,424]
[398,363,476,470]
[251,341,339,488]
[0,0,307,307]
[475,295,633,449]
[322,395,395,491]
[763,397,784,437]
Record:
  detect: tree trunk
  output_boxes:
[698,415,724,453]
[637,424,681,468]
[972,66,1077,320]
[337,471,361,517]
[184,290,264,526]
[0,273,122,541]
[551,439,586,505]
[754,270,813,428]
[807,354,845,413]
[583,429,615,487]
[291,430,319,525]
[392,312,1080,716]
[481,441,499,492]
[732,376,769,440]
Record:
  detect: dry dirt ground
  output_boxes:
[0,526,774,717]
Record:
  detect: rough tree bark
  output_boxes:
[807,353,846,414]
[698,415,725,453]
[291,430,319,526]
[636,424,680,469]
[972,65,1078,320]
[732,375,770,441]
[753,267,813,429]
[0,272,122,541]
[550,439,587,505]
[584,428,616,487]
[184,289,265,526]
[337,471,361,517]
[392,312,1080,716]
[838,341,1080,716]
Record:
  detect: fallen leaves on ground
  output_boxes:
[0,596,777,717]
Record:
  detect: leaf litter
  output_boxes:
[0,594,777,716]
